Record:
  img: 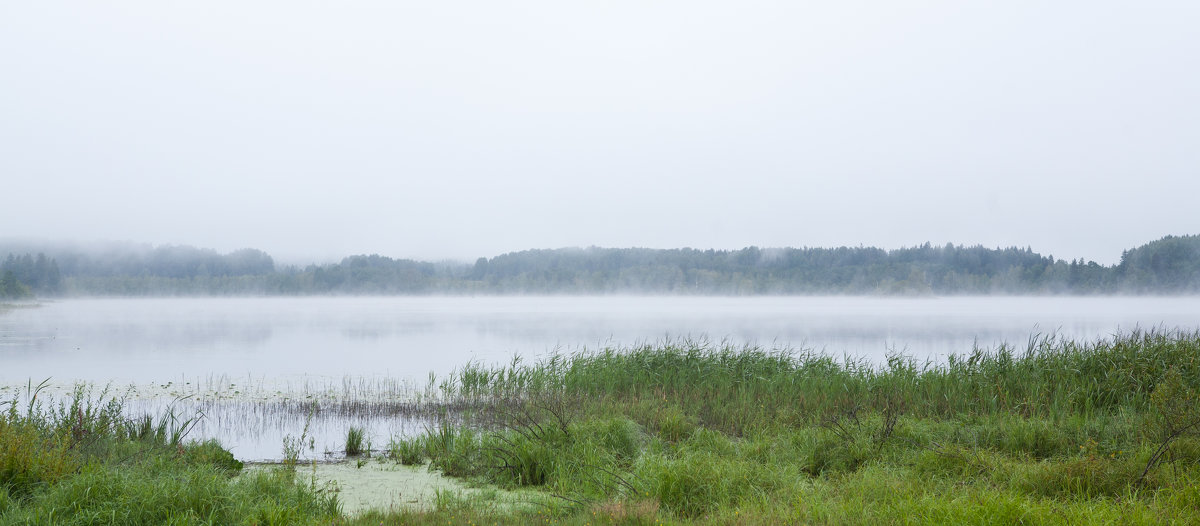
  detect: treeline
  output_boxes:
[0,244,272,298]
[3,235,1199,297]
[52,245,274,279]
[463,235,1199,294]
[1,253,61,298]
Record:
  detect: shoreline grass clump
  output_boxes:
[387,436,425,466]
[344,426,366,456]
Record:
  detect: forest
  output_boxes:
[2,235,1198,298]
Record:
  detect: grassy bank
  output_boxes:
[5,330,1200,524]
[0,386,339,525]
[377,330,1200,524]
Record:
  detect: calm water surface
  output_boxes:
[3,296,1199,384]
[4,296,1199,460]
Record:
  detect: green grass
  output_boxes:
[382,329,1200,524]
[0,387,339,525]
[386,436,425,466]
[7,329,1200,524]
[344,426,366,456]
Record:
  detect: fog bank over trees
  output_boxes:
[2,235,1199,297]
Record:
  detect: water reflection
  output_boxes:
[3,296,1200,384]
[4,295,1199,460]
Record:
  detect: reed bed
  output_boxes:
[441,330,1200,425]
[385,329,1200,523]
[6,329,1200,524]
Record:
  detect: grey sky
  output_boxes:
[2,1,1197,264]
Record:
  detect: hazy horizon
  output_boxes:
[2,233,1184,268]
[4,2,1198,265]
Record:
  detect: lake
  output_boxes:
[4,296,1200,384]
[3,295,1199,460]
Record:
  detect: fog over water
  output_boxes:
[4,296,1199,385]
[5,296,1199,460]
[3,1,1199,469]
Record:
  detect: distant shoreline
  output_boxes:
[5,234,1200,296]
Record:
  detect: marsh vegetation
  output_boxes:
[6,330,1200,524]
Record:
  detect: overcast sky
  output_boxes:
[2,1,1197,264]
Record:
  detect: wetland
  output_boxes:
[4,296,1200,524]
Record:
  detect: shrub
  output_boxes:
[0,420,77,499]
[185,439,244,475]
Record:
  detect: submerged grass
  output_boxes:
[7,329,1200,524]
